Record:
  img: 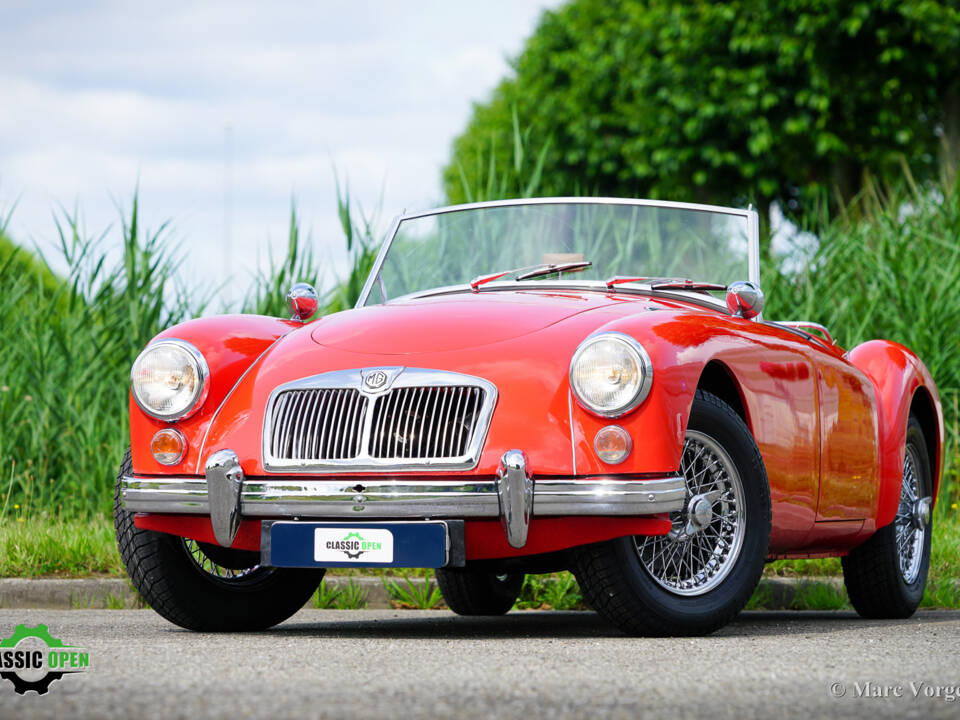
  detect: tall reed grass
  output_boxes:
[0,167,958,520]
[0,189,375,519]
[764,169,960,510]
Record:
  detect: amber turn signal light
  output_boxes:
[594,425,632,464]
[151,428,187,466]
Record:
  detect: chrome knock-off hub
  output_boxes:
[685,492,718,536]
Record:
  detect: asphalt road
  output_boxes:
[1,608,959,719]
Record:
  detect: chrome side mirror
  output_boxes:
[286,282,319,322]
[725,281,764,319]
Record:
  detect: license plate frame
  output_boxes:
[262,520,450,568]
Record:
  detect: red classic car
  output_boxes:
[115,198,942,635]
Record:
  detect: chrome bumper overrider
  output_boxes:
[122,448,686,548]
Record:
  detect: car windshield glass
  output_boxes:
[362,201,751,305]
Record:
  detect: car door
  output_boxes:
[812,348,879,520]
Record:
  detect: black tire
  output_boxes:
[435,568,524,615]
[572,390,771,636]
[114,449,324,631]
[842,417,933,619]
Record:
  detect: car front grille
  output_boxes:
[369,386,485,460]
[262,368,496,472]
[269,388,368,461]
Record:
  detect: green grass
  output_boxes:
[2,514,958,611]
[383,573,445,609]
[0,516,124,577]
[312,578,369,609]
[514,572,586,611]
[746,578,850,611]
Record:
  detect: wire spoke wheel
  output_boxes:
[182,538,262,581]
[635,429,746,596]
[894,447,925,584]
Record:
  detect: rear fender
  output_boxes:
[846,340,944,529]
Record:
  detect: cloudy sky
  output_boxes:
[0,0,558,302]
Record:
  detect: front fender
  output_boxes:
[130,314,300,475]
[846,339,944,529]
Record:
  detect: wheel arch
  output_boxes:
[695,360,750,433]
[909,385,941,500]
[845,339,944,528]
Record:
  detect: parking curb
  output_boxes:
[1,575,957,611]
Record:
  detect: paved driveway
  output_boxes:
[1,609,959,719]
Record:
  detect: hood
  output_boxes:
[198,289,703,477]
[310,291,615,354]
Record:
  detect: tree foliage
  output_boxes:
[444,0,960,220]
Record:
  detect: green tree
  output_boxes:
[444,0,960,236]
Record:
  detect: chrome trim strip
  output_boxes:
[775,321,834,345]
[120,474,686,518]
[567,390,577,476]
[356,197,756,307]
[374,280,732,313]
[261,368,498,473]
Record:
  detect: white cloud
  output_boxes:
[0,0,557,304]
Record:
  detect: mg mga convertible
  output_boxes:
[116,198,942,635]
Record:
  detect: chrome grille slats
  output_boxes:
[310,392,330,457]
[263,368,497,472]
[268,388,365,461]
[363,384,483,460]
[424,387,441,457]
[312,388,333,458]
[329,389,347,459]
[270,392,289,457]
[448,387,465,456]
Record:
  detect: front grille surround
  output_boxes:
[262,368,497,473]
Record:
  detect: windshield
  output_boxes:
[361,200,754,306]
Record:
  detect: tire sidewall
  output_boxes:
[898,420,933,604]
[610,393,771,626]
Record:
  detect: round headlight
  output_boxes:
[569,332,652,417]
[131,340,209,421]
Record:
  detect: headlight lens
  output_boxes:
[131,340,209,421]
[569,333,652,417]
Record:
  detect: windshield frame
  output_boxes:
[355,197,760,308]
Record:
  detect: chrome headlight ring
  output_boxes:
[569,332,653,418]
[130,339,210,422]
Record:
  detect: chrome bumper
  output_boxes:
[122,448,685,549]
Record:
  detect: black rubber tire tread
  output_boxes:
[114,449,324,631]
[842,417,932,619]
[435,568,524,615]
[572,389,771,636]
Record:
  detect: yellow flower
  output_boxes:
[17,517,24,523]
[13,504,19,509]
[953,503,959,511]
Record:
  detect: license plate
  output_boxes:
[263,521,449,568]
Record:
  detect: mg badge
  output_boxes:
[364,370,389,390]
